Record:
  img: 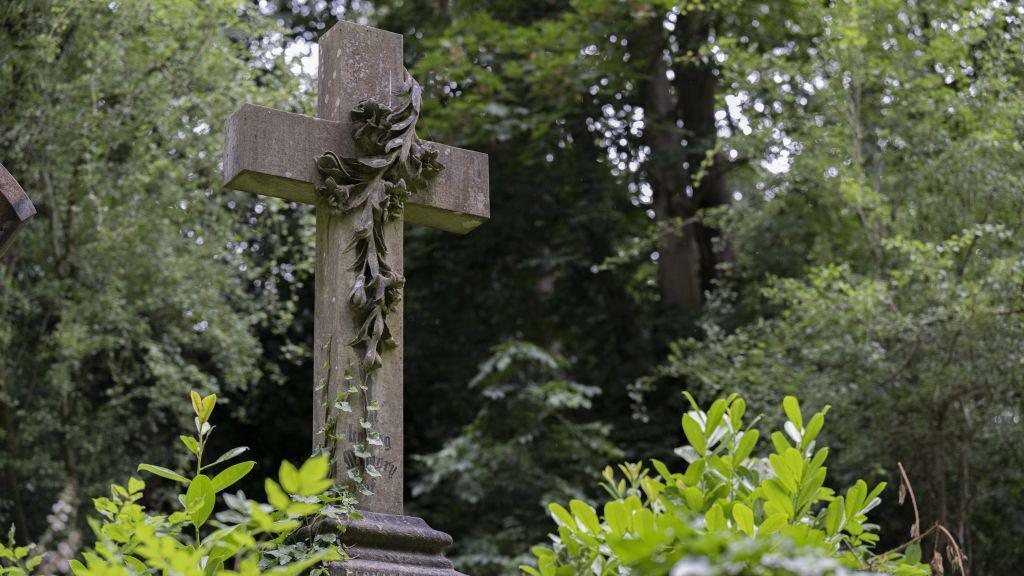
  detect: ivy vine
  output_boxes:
[313,75,444,492]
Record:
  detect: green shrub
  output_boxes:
[1,392,353,575]
[524,394,932,576]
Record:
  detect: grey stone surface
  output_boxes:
[311,20,404,516]
[223,106,489,234]
[323,512,467,576]
[0,163,36,258]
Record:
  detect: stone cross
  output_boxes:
[223,21,488,518]
[0,163,36,258]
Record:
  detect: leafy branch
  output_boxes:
[137,391,256,541]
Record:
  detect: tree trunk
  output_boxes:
[642,11,729,311]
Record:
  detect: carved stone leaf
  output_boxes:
[408,81,422,112]
[341,156,386,176]
[385,137,405,153]
[390,113,416,132]
[316,152,344,175]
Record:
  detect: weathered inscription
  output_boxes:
[345,424,393,451]
[342,449,399,491]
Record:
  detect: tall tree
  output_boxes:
[645,2,1024,573]
[0,0,300,547]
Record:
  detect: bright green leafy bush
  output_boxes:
[524,394,930,576]
[2,392,353,575]
[0,526,42,575]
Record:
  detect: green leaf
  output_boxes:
[783,396,803,430]
[706,398,728,437]
[825,498,845,535]
[770,431,793,455]
[279,460,300,493]
[210,461,255,493]
[137,464,189,484]
[190,390,204,418]
[549,503,574,529]
[762,478,795,518]
[705,503,726,532]
[768,455,797,492]
[265,479,290,510]
[296,455,333,495]
[905,541,922,564]
[845,480,868,518]
[803,412,825,450]
[681,391,701,412]
[207,446,249,468]
[651,459,673,481]
[809,447,829,471]
[732,502,755,536]
[682,413,707,456]
[796,467,827,516]
[682,486,703,511]
[733,429,759,464]
[782,448,804,480]
[604,501,628,535]
[569,500,600,533]
[180,435,200,456]
[127,477,145,495]
[729,398,746,429]
[201,394,217,422]
[865,482,887,508]
[759,513,788,536]
[185,474,216,528]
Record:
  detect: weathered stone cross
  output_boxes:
[223,18,488,522]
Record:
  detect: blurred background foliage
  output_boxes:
[1,0,1022,574]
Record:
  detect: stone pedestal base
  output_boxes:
[325,512,466,576]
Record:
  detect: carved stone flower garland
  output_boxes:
[313,75,443,487]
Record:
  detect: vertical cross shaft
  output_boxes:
[312,22,408,514]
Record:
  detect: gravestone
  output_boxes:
[0,163,36,258]
[223,20,488,576]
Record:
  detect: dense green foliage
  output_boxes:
[527,395,934,575]
[411,342,620,574]
[657,228,1024,570]
[640,3,1024,573]
[2,0,1022,575]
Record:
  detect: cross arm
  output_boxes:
[0,163,36,257]
[223,104,489,234]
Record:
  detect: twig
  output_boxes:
[898,462,921,538]
[870,522,939,560]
